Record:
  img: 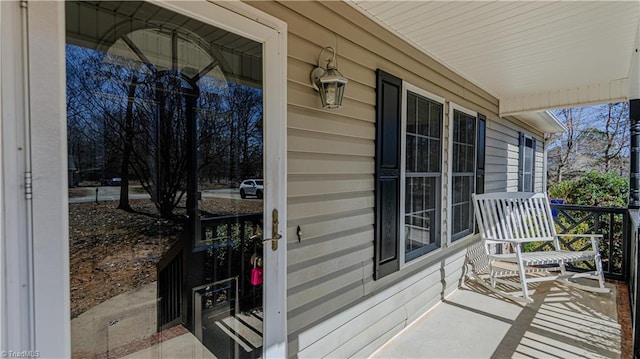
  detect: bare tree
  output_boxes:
[67,45,264,219]
[67,47,189,218]
[547,103,630,187]
[549,107,585,183]
[600,102,629,173]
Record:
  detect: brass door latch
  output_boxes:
[269,208,282,251]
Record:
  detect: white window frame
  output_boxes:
[447,102,478,246]
[399,82,445,267]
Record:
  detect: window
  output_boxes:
[402,87,443,261]
[519,133,536,192]
[374,70,486,279]
[450,106,477,242]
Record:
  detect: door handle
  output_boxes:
[270,208,282,251]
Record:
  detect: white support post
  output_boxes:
[629,33,640,208]
[1,0,33,353]
[27,2,70,357]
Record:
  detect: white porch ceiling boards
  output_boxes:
[348,1,640,121]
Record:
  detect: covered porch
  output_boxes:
[117,276,626,358]
[347,1,640,357]
[373,279,626,358]
[369,202,633,359]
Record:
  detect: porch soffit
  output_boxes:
[347,1,640,133]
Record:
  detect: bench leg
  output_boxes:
[559,261,567,276]
[515,246,530,301]
[489,262,497,288]
[595,254,606,289]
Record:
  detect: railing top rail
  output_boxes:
[157,238,183,272]
[200,212,262,223]
[474,192,545,200]
[550,203,629,213]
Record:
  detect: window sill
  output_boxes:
[448,232,479,248]
[401,246,443,270]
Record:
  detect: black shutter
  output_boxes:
[374,69,402,280]
[476,114,486,195]
[518,132,525,191]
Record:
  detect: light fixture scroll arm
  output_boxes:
[317,46,337,69]
[311,46,337,91]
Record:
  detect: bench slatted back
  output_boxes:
[472,192,558,244]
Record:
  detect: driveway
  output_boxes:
[69,186,246,203]
[201,188,242,200]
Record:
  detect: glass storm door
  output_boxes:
[65,1,285,358]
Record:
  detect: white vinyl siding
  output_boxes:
[485,119,544,194]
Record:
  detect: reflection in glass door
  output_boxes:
[66,2,264,357]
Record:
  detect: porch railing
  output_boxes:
[545,203,629,281]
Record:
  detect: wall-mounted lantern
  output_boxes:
[310,46,348,109]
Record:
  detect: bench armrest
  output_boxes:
[556,234,603,238]
[556,234,602,253]
[484,237,553,244]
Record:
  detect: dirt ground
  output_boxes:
[69,197,261,318]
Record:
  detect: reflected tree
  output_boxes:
[66,45,263,219]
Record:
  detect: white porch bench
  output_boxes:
[468,192,609,303]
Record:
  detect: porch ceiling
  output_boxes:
[348,1,640,133]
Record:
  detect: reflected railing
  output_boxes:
[157,240,184,331]
[157,212,263,356]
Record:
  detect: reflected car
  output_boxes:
[101,177,122,186]
[239,179,264,199]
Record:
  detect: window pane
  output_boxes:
[453,144,460,173]
[430,102,442,139]
[417,97,430,136]
[520,136,535,192]
[466,145,475,172]
[451,110,476,241]
[524,175,532,192]
[405,177,440,259]
[525,147,533,172]
[416,137,429,172]
[453,177,461,203]
[405,177,413,213]
[466,117,475,144]
[406,135,416,172]
[407,93,417,134]
[404,93,442,261]
[429,139,441,173]
[413,178,425,213]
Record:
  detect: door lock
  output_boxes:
[271,208,282,251]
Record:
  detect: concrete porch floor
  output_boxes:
[76,278,626,358]
[371,280,623,359]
